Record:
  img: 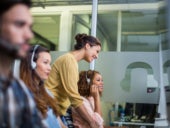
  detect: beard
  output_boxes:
[0,38,30,59]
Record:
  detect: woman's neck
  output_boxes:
[71,50,84,62]
[0,53,14,78]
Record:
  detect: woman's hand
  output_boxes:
[90,84,99,99]
[90,84,102,116]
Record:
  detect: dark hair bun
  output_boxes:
[75,33,87,43]
[74,33,87,50]
[74,33,101,50]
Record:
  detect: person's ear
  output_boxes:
[85,43,90,50]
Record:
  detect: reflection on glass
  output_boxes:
[97,12,118,51]
[71,14,91,49]
[96,2,167,51]
[31,16,60,50]
[122,10,160,52]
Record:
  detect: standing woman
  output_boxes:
[72,70,104,128]
[20,45,66,128]
[45,33,101,128]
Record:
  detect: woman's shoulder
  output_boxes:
[63,52,75,59]
[82,96,94,105]
[57,52,74,60]
[55,52,76,65]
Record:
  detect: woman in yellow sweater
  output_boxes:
[45,33,101,128]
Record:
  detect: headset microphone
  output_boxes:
[0,38,20,58]
[31,45,39,70]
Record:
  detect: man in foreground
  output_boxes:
[0,0,45,127]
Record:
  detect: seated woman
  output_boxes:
[72,70,104,128]
[20,45,66,128]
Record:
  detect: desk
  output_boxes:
[111,121,154,128]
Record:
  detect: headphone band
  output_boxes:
[86,71,90,84]
[31,45,39,69]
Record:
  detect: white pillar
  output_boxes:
[59,11,72,51]
[90,0,98,70]
[154,35,169,127]
[117,11,122,52]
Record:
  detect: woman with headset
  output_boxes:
[72,70,104,128]
[20,45,66,128]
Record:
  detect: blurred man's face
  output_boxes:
[0,4,33,58]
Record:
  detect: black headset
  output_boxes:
[31,45,39,69]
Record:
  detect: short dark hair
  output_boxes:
[0,0,32,16]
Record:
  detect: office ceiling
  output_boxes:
[32,0,164,7]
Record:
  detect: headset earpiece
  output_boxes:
[31,45,39,70]
[86,71,90,84]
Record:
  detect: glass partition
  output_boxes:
[121,10,159,52]
[71,14,91,49]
